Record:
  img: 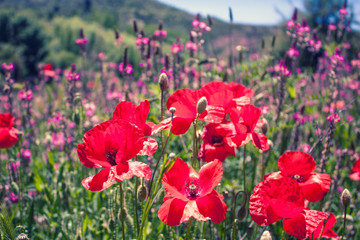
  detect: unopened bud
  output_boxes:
[137,185,147,202]
[196,97,208,114]
[109,219,115,232]
[158,73,168,91]
[120,208,128,221]
[237,205,247,222]
[260,230,272,240]
[133,20,138,33]
[341,188,351,208]
[261,119,269,135]
[168,152,176,159]
[169,107,176,114]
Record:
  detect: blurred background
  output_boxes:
[0,0,358,80]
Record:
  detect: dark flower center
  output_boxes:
[211,135,224,146]
[106,150,118,166]
[185,180,201,200]
[291,174,305,183]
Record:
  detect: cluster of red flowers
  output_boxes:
[156,81,269,162]
[0,113,19,149]
[77,100,158,191]
[249,151,338,239]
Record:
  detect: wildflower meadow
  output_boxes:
[0,0,359,239]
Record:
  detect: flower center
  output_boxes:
[106,150,118,166]
[292,174,305,183]
[185,181,201,200]
[211,135,224,146]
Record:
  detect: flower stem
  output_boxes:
[134,177,139,236]
[119,183,126,240]
[242,145,247,191]
[192,115,199,169]
[185,217,193,240]
[138,113,174,240]
[341,206,347,240]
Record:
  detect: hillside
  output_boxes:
[0,0,277,51]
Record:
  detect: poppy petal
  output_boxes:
[81,167,115,191]
[162,158,189,201]
[77,142,102,168]
[278,151,316,178]
[115,161,151,181]
[0,113,15,128]
[299,173,330,202]
[196,194,227,223]
[170,117,193,135]
[283,212,307,239]
[0,127,19,149]
[137,137,158,156]
[112,100,150,129]
[198,160,223,196]
[158,198,188,226]
[251,132,269,151]
[249,177,304,226]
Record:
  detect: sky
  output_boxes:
[157,0,360,27]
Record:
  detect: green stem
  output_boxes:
[134,177,139,236]
[185,218,193,240]
[261,152,265,180]
[341,207,347,240]
[243,145,247,191]
[138,114,174,240]
[192,115,199,169]
[113,189,118,240]
[119,183,125,240]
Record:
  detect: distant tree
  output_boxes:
[0,10,48,79]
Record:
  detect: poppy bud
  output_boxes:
[71,63,76,73]
[137,184,147,202]
[169,107,176,114]
[261,119,269,135]
[158,73,168,91]
[341,188,351,208]
[133,20,138,33]
[168,152,176,159]
[109,219,115,232]
[271,35,276,48]
[79,28,84,39]
[207,15,213,27]
[237,204,247,222]
[11,182,19,194]
[196,97,208,114]
[260,230,272,240]
[229,7,233,22]
[73,110,81,125]
[158,20,163,30]
[164,54,170,70]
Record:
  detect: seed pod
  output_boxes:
[137,184,148,202]
[196,97,208,114]
[169,107,176,114]
[17,233,29,240]
[158,73,168,91]
[341,188,351,208]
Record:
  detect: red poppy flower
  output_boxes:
[283,209,338,239]
[349,158,360,181]
[155,81,253,135]
[198,122,236,162]
[265,151,330,202]
[249,177,304,226]
[201,81,254,113]
[0,113,19,149]
[158,158,227,226]
[77,120,151,191]
[228,104,269,151]
[112,100,157,156]
[43,63,56,77]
